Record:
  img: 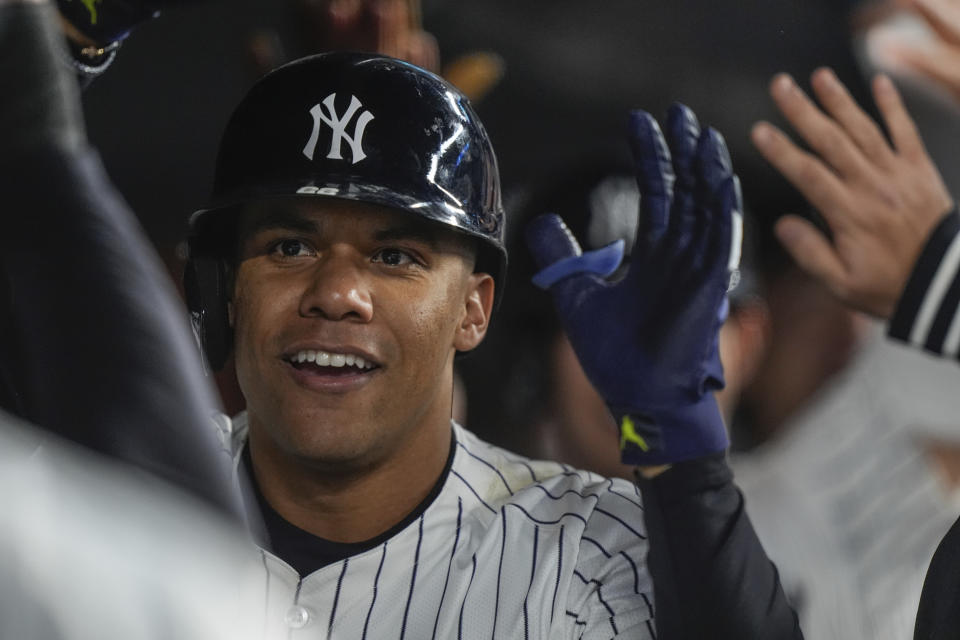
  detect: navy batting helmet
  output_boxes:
[185,51,507,371]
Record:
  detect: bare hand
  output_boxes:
[295,0,438,72]
[870,0,960,102]
[246,0,504,102]
[751,68,953,318]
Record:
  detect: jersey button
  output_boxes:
[284,605,311,629]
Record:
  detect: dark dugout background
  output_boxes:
[82,0,867,258]
[80,0,960,439]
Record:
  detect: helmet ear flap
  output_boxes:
[183,256,232,372]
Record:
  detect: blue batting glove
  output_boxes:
[526,104,742,466]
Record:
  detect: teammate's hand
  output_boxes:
[752,69,954,318]
[246,0,500,103]
[525,104,741,466]
[870,0,960,103]
[289,0,438,72]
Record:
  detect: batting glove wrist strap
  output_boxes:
[531,240,625,290]
[612,395,727,467]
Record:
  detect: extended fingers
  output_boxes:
[911,0,960,48]
[628,110,674,243]
[886,41,960,100]
[774,215,848,295]
[751,121,851,228]
[665,103,701,192]
[669,127,738,282]
[374,0,410,60]
[769,73,873,180]
[691,127,734,259]
[695,127,733,199]
[810,67,897,169]
[700,161,742,280]
[328,0,364,27]
[525,213,583,269]
[873,74,927,159]
[693,174,741,286]
[724,177,743,275]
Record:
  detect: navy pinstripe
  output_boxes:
[458,555,478,640]
[432,498,463,640]
[328,558,348,636]
[360,542,387,640]
[522,525,539,640]
[399,515,425,640]
[231,419,654,639]
[491,506,507,639]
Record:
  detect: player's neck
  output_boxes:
[246,416,453,543]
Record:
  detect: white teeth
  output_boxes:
[289,350,375,369]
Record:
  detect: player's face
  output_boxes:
[231,198,493,470]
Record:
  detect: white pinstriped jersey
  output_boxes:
[732,332,960,640]
[222,414,655,639]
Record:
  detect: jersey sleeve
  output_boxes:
[637,454,803,639]
[888,207,960,360]
[564,480,656,640]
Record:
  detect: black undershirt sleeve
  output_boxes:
[637,454,803,639]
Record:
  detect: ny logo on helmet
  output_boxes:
[303,93,375,164]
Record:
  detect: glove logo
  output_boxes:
[303,93,375,165]
[619,415,651,453]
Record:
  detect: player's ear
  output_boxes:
[454,273,495,352]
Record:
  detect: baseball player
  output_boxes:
[183,50,794,638]
[749,68,960,639]
[0,2,276,638]
[642,63,960,637]
[2,0,244,517]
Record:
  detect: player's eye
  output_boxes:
[372,248,419,267]
[271,238,315,258]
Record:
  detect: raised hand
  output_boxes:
[751,69,954,318]
[295,0,438,71]
[526,104,742,466]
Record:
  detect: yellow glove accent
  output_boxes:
[620,415,650,452]
[81,0,100,24]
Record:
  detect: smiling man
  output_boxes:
[232,199,491,544]
[179,48,778,638]
[184,52,659,638]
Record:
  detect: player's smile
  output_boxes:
[281,345,382,393]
